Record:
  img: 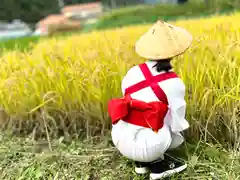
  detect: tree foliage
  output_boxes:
[0,0,59,23]
[0,0,105,23]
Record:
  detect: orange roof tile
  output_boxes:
[37,14,81,28]
[37,14,66,26]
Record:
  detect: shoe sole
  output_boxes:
[149,164,187,180]
[135,167,149,174]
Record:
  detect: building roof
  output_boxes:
[61,2,102,13]
[36,14,81,28]
[37,14,66,26]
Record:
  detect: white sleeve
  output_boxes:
[166,79,189,132]
[168,98,189,133]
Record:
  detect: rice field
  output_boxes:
[0,10,239,180]
[0,12,239,147]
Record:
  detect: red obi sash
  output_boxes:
[108,63,178,132]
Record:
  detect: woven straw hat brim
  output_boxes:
[135,21,193,60]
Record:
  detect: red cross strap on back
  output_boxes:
[108,63,178,132]
[124,63,178,104]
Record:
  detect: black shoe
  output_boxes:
[149,155,187,180]
[134,161,149,175]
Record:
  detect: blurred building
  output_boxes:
[35,14,81,36]
[34,2,103,36]
[61,2,103,25]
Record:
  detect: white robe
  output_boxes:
[111,60,190,162]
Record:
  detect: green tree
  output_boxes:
[0,0,59,24]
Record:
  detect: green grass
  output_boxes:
[93,9,235,31]
[94,1,238,30]
[0,30,87,53]
[0,134,239,180]
[0,36,41,52]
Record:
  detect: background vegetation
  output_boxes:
[94,0,239,30]
[2,0,240,53]
[0,0,59,24]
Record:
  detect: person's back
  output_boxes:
[121,60,186,104]
[111,59,189,160]
[108,20,193,180]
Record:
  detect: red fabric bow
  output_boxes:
[108,94,168,132]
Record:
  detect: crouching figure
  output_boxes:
[108,20,193,180]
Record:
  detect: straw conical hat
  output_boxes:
[135,20,193,60]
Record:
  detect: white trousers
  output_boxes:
[111,120,184,162]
